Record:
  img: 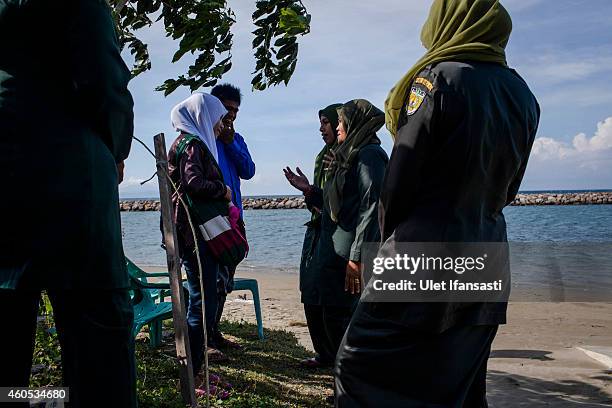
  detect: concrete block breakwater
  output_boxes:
[119,192,612,212]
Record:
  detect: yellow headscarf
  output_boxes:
[385,0,512,137]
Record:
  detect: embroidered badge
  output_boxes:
[414,77,434,92]
[406,86,427,116]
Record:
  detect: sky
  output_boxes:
[119,0,612,198]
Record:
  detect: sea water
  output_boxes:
[122,205,612,271]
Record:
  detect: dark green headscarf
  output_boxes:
[313,103,342,189]
[310,104,342,221]
[385,0,512,137]
[324,99,384,222]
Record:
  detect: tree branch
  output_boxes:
[108,0,311,95]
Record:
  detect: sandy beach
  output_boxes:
[144,263,611,405]
[217,268,612,407]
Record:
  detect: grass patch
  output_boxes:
[32,317,333,407]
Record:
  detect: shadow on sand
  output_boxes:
[490,349,554,361]
[487,369,612,407]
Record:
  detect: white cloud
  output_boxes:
[532,117,612,160]
[533,58,612,83]
[573,117,612,152]
[119,176,159,196]
[119,176,148,189]
[516,51,612,86]
[538,84,612,108]
[531,136,574,160]
[522,116,612,189]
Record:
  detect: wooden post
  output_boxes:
[154,133,198,407]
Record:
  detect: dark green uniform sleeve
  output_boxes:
[349,147,387,262]
[70,0,134,163]
[506,100,541,205]
[304,185,324,211]
[379,69,449,241]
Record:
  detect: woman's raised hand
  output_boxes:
[323,150,337,171]
[283,166,310,192]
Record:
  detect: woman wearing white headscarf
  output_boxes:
[168,93,232,388]
[171,92,226,163]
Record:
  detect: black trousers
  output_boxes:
[304,304,354,365]
[0,289,137,408]
[182,242,219,372]
[213,221,243,343]
[213,264,236,343]
[213,292,227,344]
[335,303,498,408]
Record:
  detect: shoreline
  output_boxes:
[120,191,612,211]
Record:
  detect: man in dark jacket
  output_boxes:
[0,1,136,406]
[335,1,540,407]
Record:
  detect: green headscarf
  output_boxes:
[324,99,384,222]
[309,103,342,222]
[385,0,512,137]
[313,103,342,189]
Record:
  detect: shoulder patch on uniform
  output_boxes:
[406,86,427,116]
[414,77,434,91]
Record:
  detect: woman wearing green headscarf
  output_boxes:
[284,103,343,368]
[287,99,389,374]
[335,1,540,406]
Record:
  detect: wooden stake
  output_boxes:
[154,133,198,407]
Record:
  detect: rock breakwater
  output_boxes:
[120,192,612,212]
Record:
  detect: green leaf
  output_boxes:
[275,43,296,60]
[274,36,292,47]
[279,7,308,32]
[253,35,265,48]
[251,72,263,85]
[115,0,310,95]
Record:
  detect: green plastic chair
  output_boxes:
[126,258,172,301]
[126,258,264,341]
[130,276,173,348]
[233,278,264,340]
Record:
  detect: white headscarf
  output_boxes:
[170,93,227,163]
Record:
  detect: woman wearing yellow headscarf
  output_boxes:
[384,0,512,138]
[335,1,540,406]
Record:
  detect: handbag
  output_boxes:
[175,134,249,268]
